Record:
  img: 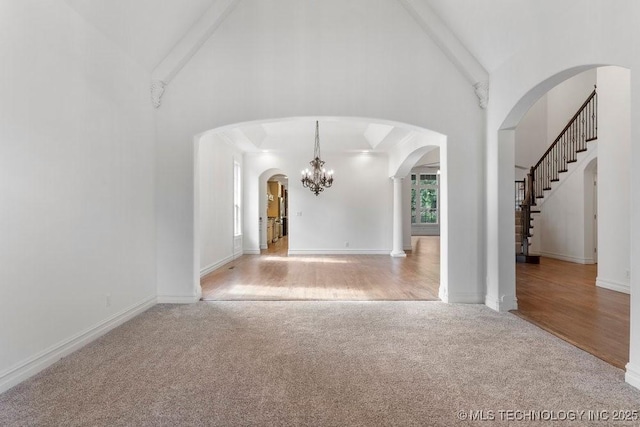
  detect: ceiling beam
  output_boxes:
[398,0,489,108]
[151,0,241,108]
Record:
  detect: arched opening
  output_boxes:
[499,66,631,369]
[260,169,289,255]
[196,116,449,301]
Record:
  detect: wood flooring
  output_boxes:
[514,257,630,369]
[201,236,440,301]
[202,238,630,369]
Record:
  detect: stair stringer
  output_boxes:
[534,140,598,209]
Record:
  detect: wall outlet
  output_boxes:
[296,211,302,216]
[106,293,111,308]
[344,241,349,247]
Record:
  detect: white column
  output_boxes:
[391,176,407,257]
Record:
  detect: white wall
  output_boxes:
[0,1,156,392]
[596,66,631,293]
[244,152,393,254]
[515,69,596,179]
[483,0,640,390]
[514,70,599,261]
[547,69,597,144]
[537,147,597,263]
[198,135,243,276]
[514,94,547,180]
[156,0,485,304]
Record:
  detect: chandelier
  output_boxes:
[301,120,334,196]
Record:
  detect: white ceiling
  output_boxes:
[66,1,553,156]
[425,0,579,72]
[65,0,215,71]
[63,0,578,76]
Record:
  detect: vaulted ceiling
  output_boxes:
[64,0,573,75]
[64,0,215,71]
[63,0,583,154]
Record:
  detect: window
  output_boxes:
[233,161,241,236]
[411,172,438,224]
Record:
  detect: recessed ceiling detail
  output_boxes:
[204,117,445,158]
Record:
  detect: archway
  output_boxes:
[259,168,288,254]
[493,65,631,369]
[196,116,453,301]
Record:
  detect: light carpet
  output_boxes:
[1,301,640,426]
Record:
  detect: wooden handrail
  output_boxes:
[534,89,597,170]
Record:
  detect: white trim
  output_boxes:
[485,294,518,312]
[443,292,484,304]
[539,251,595,265]
[287,249,391,255]
[151,0,241,107]
[596,277,630,294]
[390,251,407,258]
[259,244,268,250]
[625,363,640,391]
[245,249,261,255]
[200,254,235,277]
[0,295,156,394]
[397,0,488,89]
[156,295,200,304]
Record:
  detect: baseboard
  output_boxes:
[443,292,484,304]
[625,363,640,391]
[287,249,391,255]
[200,254,234,277]
[244,249,261,255]
[0,295,156,395]
[485,294,518,312]
[259,244,268,250]
[200,251,246,277]
[540,251,594,264]
[596,277,630,294]
[156,295,201,304]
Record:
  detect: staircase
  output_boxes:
[516,88,598,263]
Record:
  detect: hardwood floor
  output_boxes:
[201,236,440,301]
[514,257,630,369]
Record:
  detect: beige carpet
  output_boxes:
[1,302,640,426]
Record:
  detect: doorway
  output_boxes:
[265,174,288,255]
[509,67,630,368]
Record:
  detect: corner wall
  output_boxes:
[198,135,243,276]
[0,1,156,392]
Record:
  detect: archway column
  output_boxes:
[485,128,518,312]
[390,176,407,258]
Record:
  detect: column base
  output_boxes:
[390,251,407,258]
